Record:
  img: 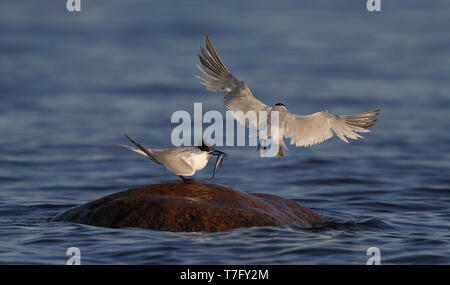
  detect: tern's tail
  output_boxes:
[121,144,146,156]
[122,135,160,164]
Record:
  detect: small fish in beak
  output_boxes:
[211,150,228,182]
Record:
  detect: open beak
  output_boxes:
[211,150,228,157]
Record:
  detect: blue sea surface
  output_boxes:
[0,0,449,264]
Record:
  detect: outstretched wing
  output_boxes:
[197,35,268,126]
[281,109,380,147]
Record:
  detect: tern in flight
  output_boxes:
[122,135,228,182]
[197,35,380,157]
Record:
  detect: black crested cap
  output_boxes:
[198,139,214,152]
[275,103,285,106]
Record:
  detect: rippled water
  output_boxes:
[0,0,449,264]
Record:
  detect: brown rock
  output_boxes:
[52,181,323,232]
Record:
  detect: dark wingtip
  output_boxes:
[124,134,138,146]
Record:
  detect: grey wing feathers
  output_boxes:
[283,109,380,147]
[122,136,196,176]
[196,35,237,92]
[122,144,194,176]
[122,135,161,164]
[197,35,268,125]
[158,154,195,176]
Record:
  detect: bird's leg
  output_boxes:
[277,146,284,158]
[179,175,194,183]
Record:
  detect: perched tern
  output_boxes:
[197,35,380,157]
[122,135,228,182]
